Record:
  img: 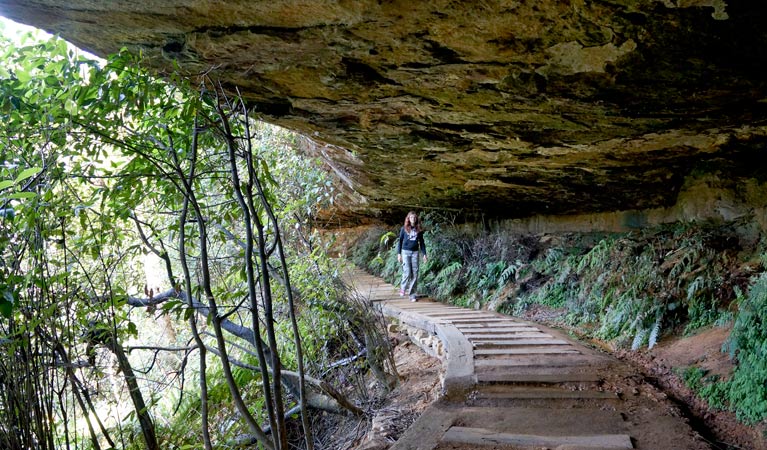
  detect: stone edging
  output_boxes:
[377,302,475,399]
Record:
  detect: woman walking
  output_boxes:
[397,211,427,301]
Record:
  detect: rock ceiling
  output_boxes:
[2,0,767,224]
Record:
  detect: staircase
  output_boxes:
[345,267,710,450]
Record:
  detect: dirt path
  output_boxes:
[347,267,713,450]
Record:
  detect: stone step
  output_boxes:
[387,406,456,450]
[442,426,633,449]
[393,305,446,311]
[410,306,466,311]
[432,315,505,321]
[369,297,400,302]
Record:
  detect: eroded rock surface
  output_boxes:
[2,1,767,222]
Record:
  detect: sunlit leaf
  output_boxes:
[15,68,31,83]
[7,191,37,200]
[14,167,42,184]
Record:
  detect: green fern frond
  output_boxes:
[686,276,705,300]
[434,260,463,298]
[555,264,571,284]
[577,238,613,273]
[632,327,647,351]
[648,315,662,349]
[379,230,396,247]
[498,262,519,287]
[544,248,563,266]
[436,261,462,281]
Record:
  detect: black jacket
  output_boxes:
[396,227,426,255]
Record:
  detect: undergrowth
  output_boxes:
[724,274,767,424]
[351,216,767,425]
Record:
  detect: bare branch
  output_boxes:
[126,345,197,353]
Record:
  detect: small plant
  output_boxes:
[684,294,723,335]
[433,260,462,299]
[680,366,707,390]
[576,237,613,273]
[678,366,728,411]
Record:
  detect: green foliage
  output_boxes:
[723,274,767,423]
[679,366,728,411]
[533,282,570,309]
[373,230,400,282]
[684,291,727,335]
[350,226,387,267]
[433,260,462,299]
[0,30,358,450]
[350,226,401,285]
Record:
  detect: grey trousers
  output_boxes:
[400,250,420,295]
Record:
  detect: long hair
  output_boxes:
[403,211,421,233]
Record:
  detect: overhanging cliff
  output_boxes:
[2,0,767,224]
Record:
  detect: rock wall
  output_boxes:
[494,172,767,234]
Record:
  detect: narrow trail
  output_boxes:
[346,267,712,450]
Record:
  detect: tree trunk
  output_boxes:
[106,336,160,450]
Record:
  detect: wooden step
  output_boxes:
[472,338,569,347]
[474,346,579,356]
[474,355,592,368]
[456,322,534,328]
[442,426,633,449]
[427,311,499,317]
[477,372,602,384]
[474,386,618,400]
[446,317,521,323]
[463,328,542,334]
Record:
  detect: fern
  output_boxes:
[686,276,706,301]
[540,248,563,270]
[379,230,396,247]
[434,261,462,298]
[631,327,647,351]
[648,314,662,349]
[436,261,462,281]
[760,251,767,269]
[498,261,519,287]
[598,300,628,341]
[668,246,695,280]
[555,263,571,284]
[577,238,613,273]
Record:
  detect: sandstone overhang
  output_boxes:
[2,1,766,224]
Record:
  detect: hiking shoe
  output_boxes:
[409,294,417,302]
[399,289,405,297]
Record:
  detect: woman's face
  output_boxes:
[408,214,417,225]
